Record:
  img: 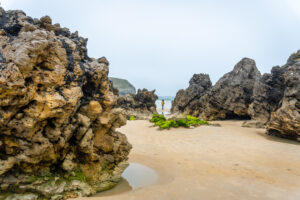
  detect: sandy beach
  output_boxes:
[2,2,300,199]
[156,107,171,113]
[77,120,300,200]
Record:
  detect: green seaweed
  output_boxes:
[129,115,136,120]
[186,115,209,126]
[176,118,190,127]
[158,120,179,129]
[150,114,209,129]
[150,114,166,123]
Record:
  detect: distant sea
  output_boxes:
[156,96,174,114]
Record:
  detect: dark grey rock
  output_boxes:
[199,58,261,120]
[116,88,158,118]
[171,73,212,114]
[248,66,286,124]
[267,64,300,139]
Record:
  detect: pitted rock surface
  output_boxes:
[0,7,131,199]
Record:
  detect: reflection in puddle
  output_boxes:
[95,162,158,197]
[158,111,170,114]
[122,162,158,189]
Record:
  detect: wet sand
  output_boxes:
[77,120,300,200]
[156,107,170,113]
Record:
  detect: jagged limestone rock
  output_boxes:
[0,7,131,199]
[171,53,300,141]
[171,74,212,114]
[267,64,300,140]
[246,66,286,126]
[116,88,158,119]
[199,58,261,120]
[171,58,261,120]
[245,51,300,133]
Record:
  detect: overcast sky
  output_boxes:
[1,0,300,96]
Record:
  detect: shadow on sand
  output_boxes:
[255,130,300,146]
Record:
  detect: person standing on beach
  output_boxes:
[161,99,165,112]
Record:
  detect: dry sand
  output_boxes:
[77,120,300,200]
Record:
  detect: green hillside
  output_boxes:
[109,77,136,96]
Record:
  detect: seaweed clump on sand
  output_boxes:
[150,114,209,129]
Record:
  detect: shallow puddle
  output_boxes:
[94,162,158,197]
[158,111,170,115]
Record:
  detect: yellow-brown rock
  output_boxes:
[0,7,131,199]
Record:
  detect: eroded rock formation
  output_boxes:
[172,53,300,140]
[199,58,261,120]
[245,51,300,133]
[246,66,286,126]
[0,7,131,199]
[116,88,158,119]
[171,58,261,120]
[267,61,300,140]
[171,74,212,114]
